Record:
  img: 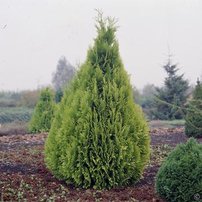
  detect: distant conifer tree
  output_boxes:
[153,58,189,120]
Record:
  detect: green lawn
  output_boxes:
[150,119,185,128]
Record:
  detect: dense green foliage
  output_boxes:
[0,107,33,124]
[28,88,55,133]
[185,79,202,137]
[55,89,63,103]
[153,59,189,120]
[155,138,202,202]
[45,15,150,189]
[193,79,202,99]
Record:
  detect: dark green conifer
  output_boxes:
[29,87,55,133]
[45,14,150,189]
[185,79,202,137]
[155,138,202,202]
[153,58,189,120]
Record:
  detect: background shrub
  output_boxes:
[155,138,202,202]
[28,87,55,133]
[185,79,202,138]
[45,14,150,189]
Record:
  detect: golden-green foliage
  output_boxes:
[28,87,55,133]
[45,14,150,189]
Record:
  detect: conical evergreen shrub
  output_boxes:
[185,79,202,138]
[29,87,55,133]
[45,14,150,189]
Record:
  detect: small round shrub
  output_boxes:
[185,80,202,138]
[29,87,55,133]
[155,138,202,202]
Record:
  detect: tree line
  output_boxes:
[1,54,201,125]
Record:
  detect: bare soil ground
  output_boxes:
[0,128,201,202]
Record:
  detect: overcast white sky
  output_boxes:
[0,0,202,91]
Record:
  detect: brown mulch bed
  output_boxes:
[0,128,201,201]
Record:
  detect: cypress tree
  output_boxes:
[185,79,202,137]
[29,87,55,133]
[45,14,150,189]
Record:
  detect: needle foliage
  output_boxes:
[28,87,55,133]
[156,138,202,202]
[185,79,202,137]
[45,14,150,189]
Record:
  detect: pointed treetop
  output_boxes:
[95,10,118,32]
[94,10,118,47]
[163,58,179,76]
[87,12,122,74]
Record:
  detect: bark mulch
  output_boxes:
[0,128,201,201]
